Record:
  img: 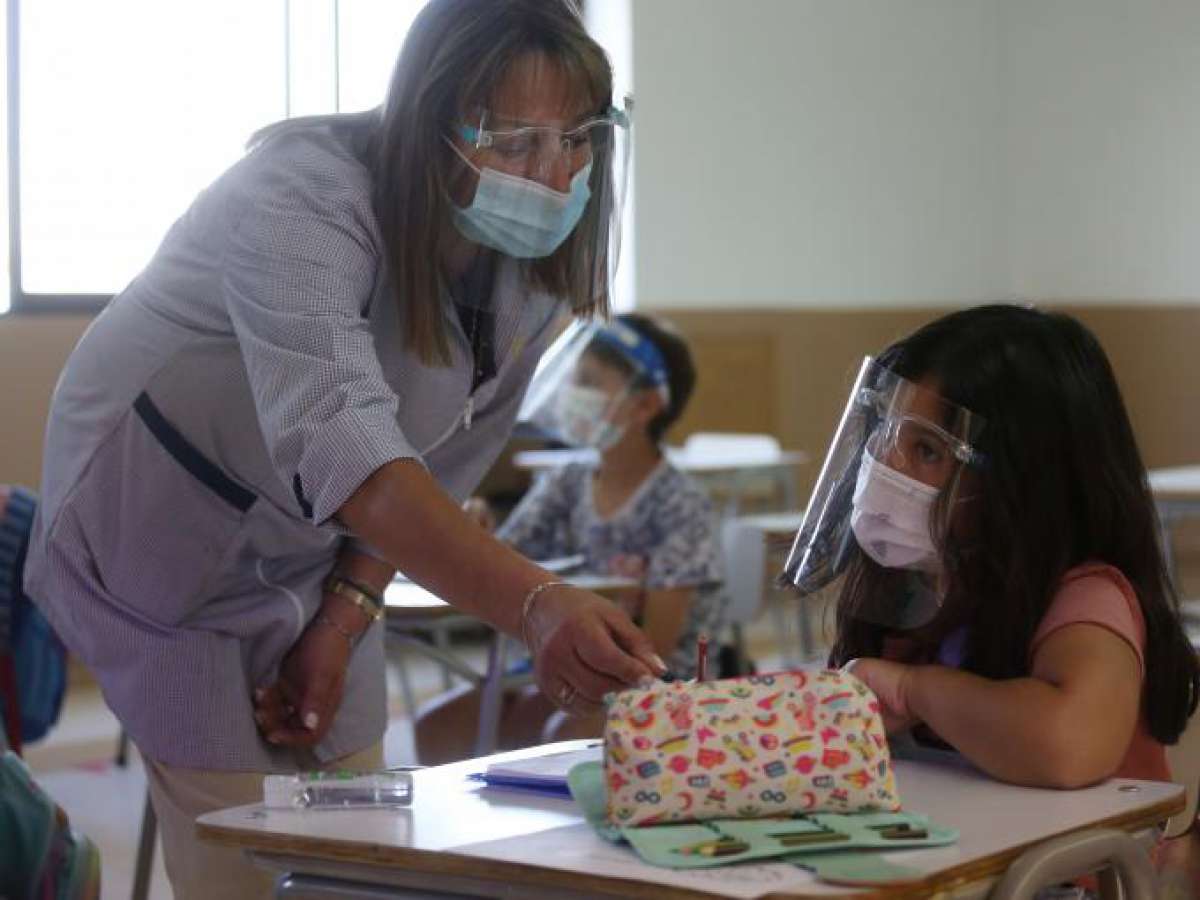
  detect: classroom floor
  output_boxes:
[24,592,818,900]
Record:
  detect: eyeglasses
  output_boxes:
[456,103,630,177]
[857,387,985,468]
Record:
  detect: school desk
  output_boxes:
[385,576,639,757]
[512,445,809,513]
[197,739,1183,900]
[1148,465,1200,645]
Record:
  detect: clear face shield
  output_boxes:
[445,94,632,299]
[780,357,986,629]
[517,318,669,450]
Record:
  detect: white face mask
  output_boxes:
[554,384,624,450]
[850,451,941,571]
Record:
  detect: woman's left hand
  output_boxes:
[253,617,354,747]
[842,657,919,734]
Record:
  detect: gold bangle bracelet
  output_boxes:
[323,575,384,623]
[519,581,567,652]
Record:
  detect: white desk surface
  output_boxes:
[732,511,806,539]
[1148,465,1200,502]
[384,576,640,617]
[513,446,808,474]
[198,740,1182,900]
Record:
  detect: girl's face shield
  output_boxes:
[859,378,986,489]
[779,358,985,627]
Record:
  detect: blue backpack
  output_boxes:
[1,487,67,745]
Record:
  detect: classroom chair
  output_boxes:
[680,432,796,514]
[720,515,814,669]
[1165,693,1200,840]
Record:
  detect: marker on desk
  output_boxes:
[696,633,710,682]
[674,837,749,857]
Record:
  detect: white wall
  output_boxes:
[630,0,1200,309]
[632,0,1005,309]
[585,0,636,310]
[1002,0,1200,302]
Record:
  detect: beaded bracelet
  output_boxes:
[519,581,568,652]
[323,574,385,623]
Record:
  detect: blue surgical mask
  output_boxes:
[446,140,592,259]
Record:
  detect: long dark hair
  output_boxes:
[253,0,615,366]
[831,304,1199,744]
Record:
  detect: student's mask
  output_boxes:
[850,451,941,571]
[554,384,625,451]
[447,140,592,259]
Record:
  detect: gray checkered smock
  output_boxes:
[24,117,564,771]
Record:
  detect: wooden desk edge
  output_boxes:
[197,789,1182,900]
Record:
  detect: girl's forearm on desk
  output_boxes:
[906,666,1117,788]
[337,458,552,638]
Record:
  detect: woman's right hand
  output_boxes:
[254,613,355,746]
[523,584,666,713]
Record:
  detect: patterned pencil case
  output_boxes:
[603,669,900,826]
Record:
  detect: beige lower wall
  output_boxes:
[0,315,92,488]
[656,305,1200,496]
[1,304,1198,496]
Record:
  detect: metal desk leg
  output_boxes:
[115,728,130,768]
[432,626,455,692]
[131,787,157,900]
[988,827,1156,900]
[473,633,511,757]
[1158,503,1180,595]
[386,641,419,720]
[796,595,817,662]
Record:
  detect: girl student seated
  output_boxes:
[784,303,1199,801]
[416,314,728,764]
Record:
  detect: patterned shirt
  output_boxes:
[498,460,728,677]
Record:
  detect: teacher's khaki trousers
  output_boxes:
[144,742,385,900]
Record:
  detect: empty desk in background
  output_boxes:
[197,739,1183,900]
[1147,465,1200,646]
[513,442,808,514]
[385,575,639,757]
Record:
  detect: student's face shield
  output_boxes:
[518,318,668,449]
[780,357,986,628]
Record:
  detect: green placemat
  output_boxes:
[567,760,954,882]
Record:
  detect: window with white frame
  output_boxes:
[3,0,634,314]
[5,0,428,312]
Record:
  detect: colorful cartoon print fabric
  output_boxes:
[604,670,900,826]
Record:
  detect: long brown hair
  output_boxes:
[251,0,616,365]
[372,0,614,364]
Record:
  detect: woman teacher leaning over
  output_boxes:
[25,1,659,895]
